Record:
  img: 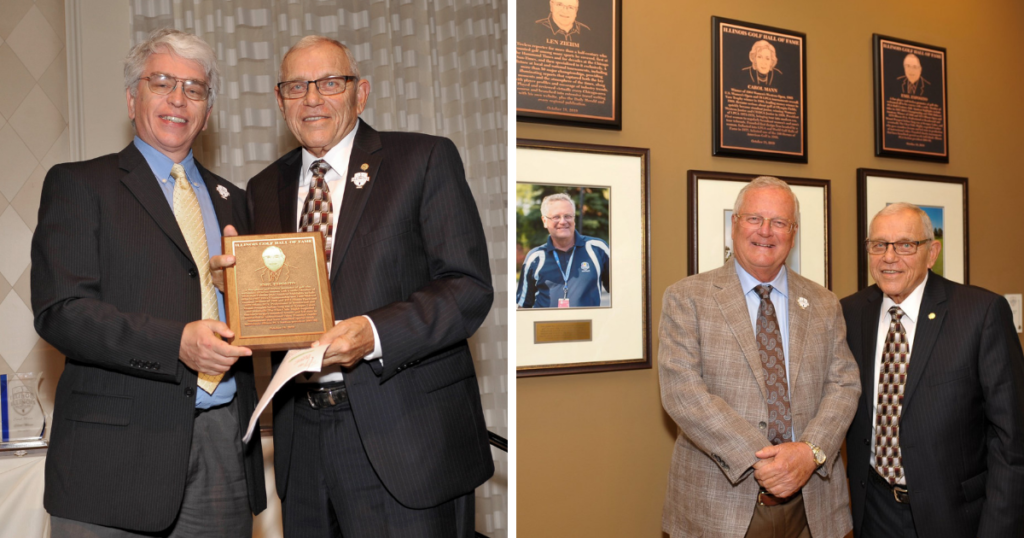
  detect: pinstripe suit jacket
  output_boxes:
[659,260,860,538]
[246,121,494,509]
[30,143,266,531]
[842,273,1024,538]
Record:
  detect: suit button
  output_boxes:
[188,268,198,278]
[154,363,160,371]
[759,422,767,429]
[184,387,193,397]
[864,438,870,445]
[860,481,866,488]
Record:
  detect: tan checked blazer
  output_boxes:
[659,260,860,538]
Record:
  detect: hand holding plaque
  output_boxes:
[222,232,335,351]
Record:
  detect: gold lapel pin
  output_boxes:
[928,312,936,320]
[360,163,369,171]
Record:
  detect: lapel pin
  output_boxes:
[798,297,809,309]
[360,163,369,171]
[928,312,936,320]
[351,171,371,189]
[216,185,230,199]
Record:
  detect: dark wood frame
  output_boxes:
[857,168,969,289]
[515,139,650,377]
[712,16,808,163]
[515,0,623,129]
[687,170,832,289]
[873,34,949,162]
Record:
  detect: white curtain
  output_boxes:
[130,2,507,536]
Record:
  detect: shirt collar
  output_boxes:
[300,122,359,187]
[134,136,197,183]
[881,272,929,324]
[544,230,583,252]
[735,262,789,299]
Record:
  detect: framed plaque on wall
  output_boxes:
[712,17,808,163]
[516,0,622,129]
[873,35,949,162]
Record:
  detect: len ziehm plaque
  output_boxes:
[223,233,334,351]
[873,35,949,162]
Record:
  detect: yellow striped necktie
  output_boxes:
[171,163,223,394]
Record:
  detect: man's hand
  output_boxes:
[179,319,251,376]
[752,442,817,498]
[315,316,375,369]
[210,224,239,292]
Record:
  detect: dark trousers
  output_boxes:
[744,493,810,538]
[282,386,474,538]
[51,400,251,538]
[861,468,918,538]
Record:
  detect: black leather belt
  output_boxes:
[297,383,348,410]
[871,469,910,504]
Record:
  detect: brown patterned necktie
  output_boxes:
[755,285,793,445]
[299,160,334,268]
[170,164,223,394]
[875,306,908,484]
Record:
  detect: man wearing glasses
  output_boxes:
[218,36,493,536]
[841,203,1024,538]
[32,29,265,536]
[516,192,610,308]
[535,0,590,45]
[659,176,860,538]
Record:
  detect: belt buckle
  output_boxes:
[306,391,321,410]
[892,485,909,504]
[757,490,768,506]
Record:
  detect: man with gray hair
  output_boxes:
[842,203,1024,537]
[659,176,860,538]
[516,192,610,308]
[32,28,265,536]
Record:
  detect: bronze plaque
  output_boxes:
[534,320,592,344]
[223,233,334,351]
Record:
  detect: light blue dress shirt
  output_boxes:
[134,137,237,408]
[735,263,791,385]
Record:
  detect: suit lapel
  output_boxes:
[198,163,233,232]
[785,272,808,388]
[118,144,193,262]
[278,149,302,233]
[330,121,383,280]
[714,262,767,400]
[902,273,947,415]
[861,287,884,416]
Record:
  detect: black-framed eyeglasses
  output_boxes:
[735,213,796,233]
[277,76,358,99]
[140,74,210,101]
[864,239,930,255]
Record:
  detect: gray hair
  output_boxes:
[749,40,778,70]
[124,28,219,109]
[733,176,800,223]
[540,192,575,218]
[280,36,361,81]
[872,202,935,240]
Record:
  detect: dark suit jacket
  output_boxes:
[842,272,1024,538]
[31,143,266,531]
[247,120,494,509]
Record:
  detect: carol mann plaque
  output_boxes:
[713,17,807,162]
[516,0,622,128]
[874,35,949,162]
[223,233,334,350]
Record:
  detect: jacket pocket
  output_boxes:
[65,391,132,426]
[360,218,413,247]
[961,470,987,502]
[414,347,475,393]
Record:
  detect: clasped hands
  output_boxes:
[752,442,818,498]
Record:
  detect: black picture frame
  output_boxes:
[687,171,832,289]
[857,169,968,289]
[515,139,650,376]
[515,0,622,129]
[873,35,949,162]
[712,17,808,163]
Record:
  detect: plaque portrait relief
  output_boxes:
[256,246,293,282]
[874,35,949,162]
[516,0,621,127]
[713,17,807,162]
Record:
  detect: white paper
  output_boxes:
[243,344,327,443]
[1005,294,1023,333]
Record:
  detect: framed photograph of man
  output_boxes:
[516,140,650,377]
[873,35,949,162]
[712,17,808,162]
[516,0,622,129]
[857,169,968,289]
[688,171,831,289]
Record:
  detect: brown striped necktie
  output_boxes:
[756,285,793,444]
[875,306,908,484]
[299,160,334,269]
[170,164,223,394]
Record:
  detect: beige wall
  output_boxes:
[517,0,1024,536]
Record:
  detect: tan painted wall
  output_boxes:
[516,1,1024,536]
